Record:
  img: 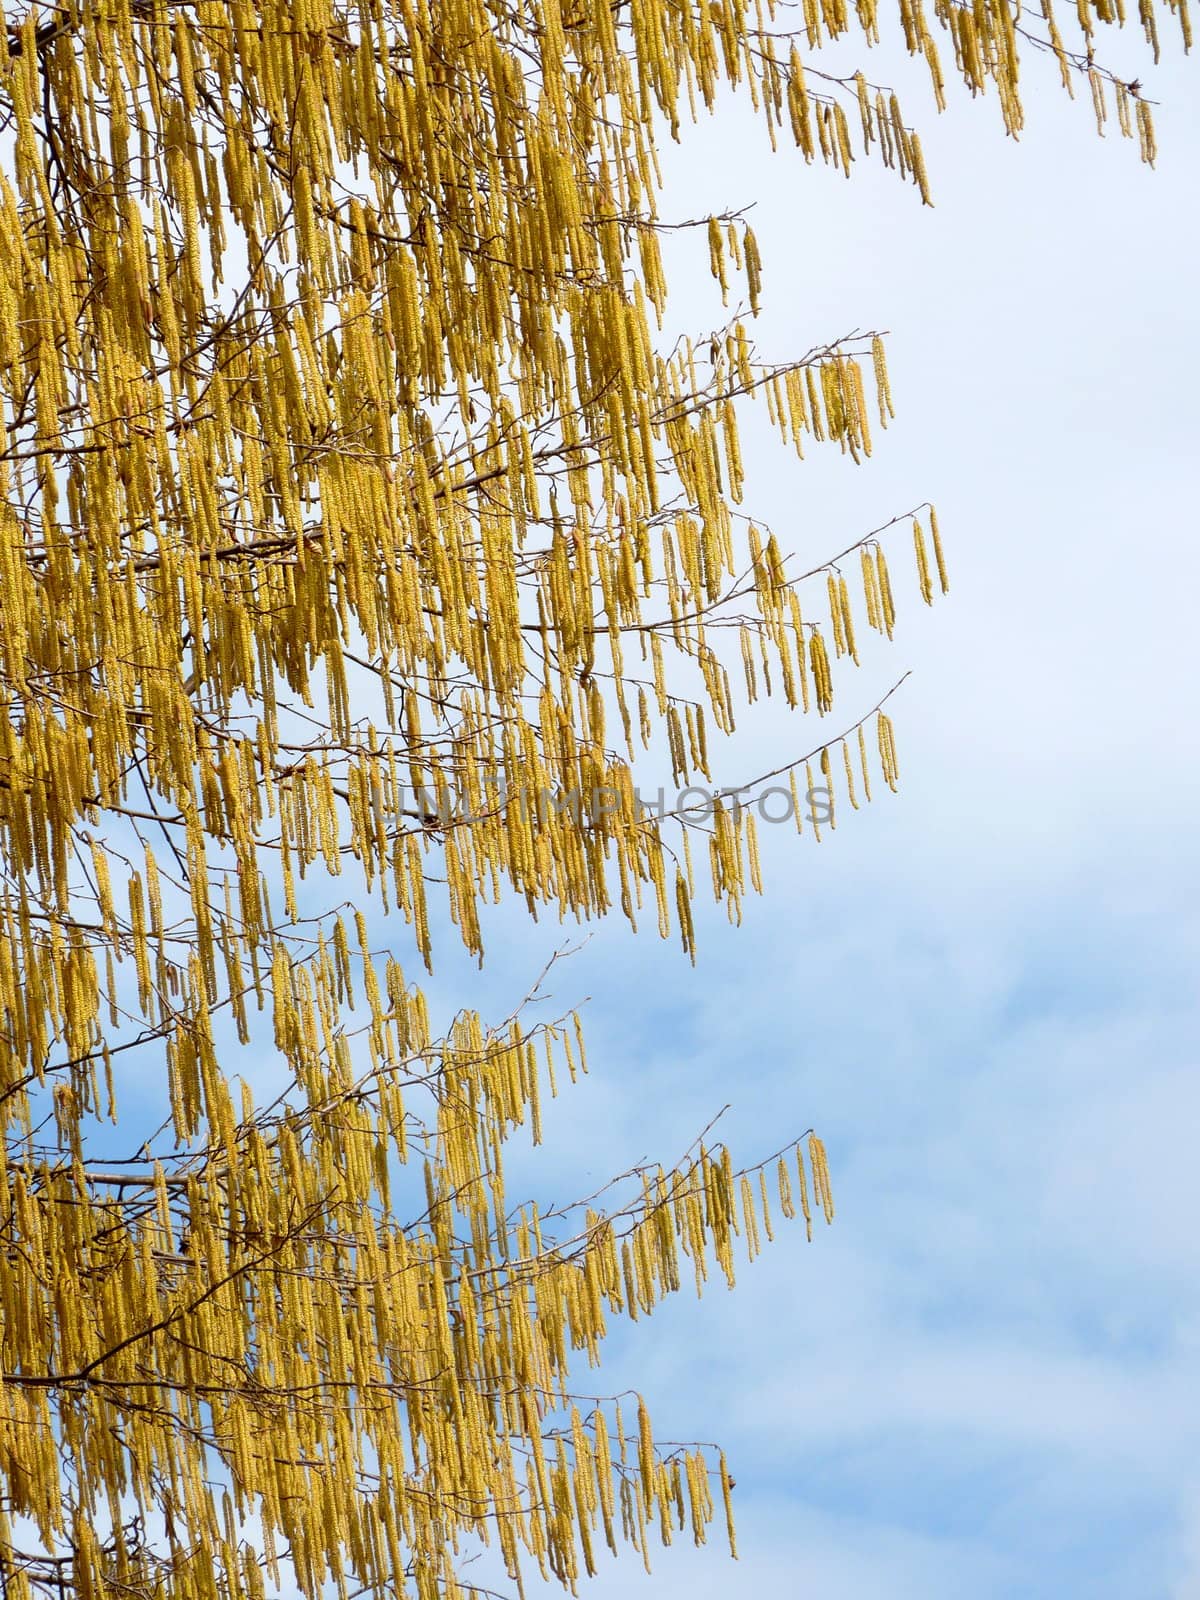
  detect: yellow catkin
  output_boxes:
[877,711,900,791]
[861,545,882,630]
[875,545,896,637]
[872,334,894,421]
[806,761,822,843]
[857,723,873,802]
[929,505,950,593]
[719,1450,738,1558]
[796,1141,813,1241]
[842,740,859,809]
[809,1134,835,1223]
[838,574,859,664]
[913,518,934,604]
[828,571,847,655]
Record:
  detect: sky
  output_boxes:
[14,20,1195,1600]
[404,32,1200,1600]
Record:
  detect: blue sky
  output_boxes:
[402,40,1200,1600]
[27,29,1195,1600]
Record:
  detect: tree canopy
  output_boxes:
[0,0,1188,1597]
